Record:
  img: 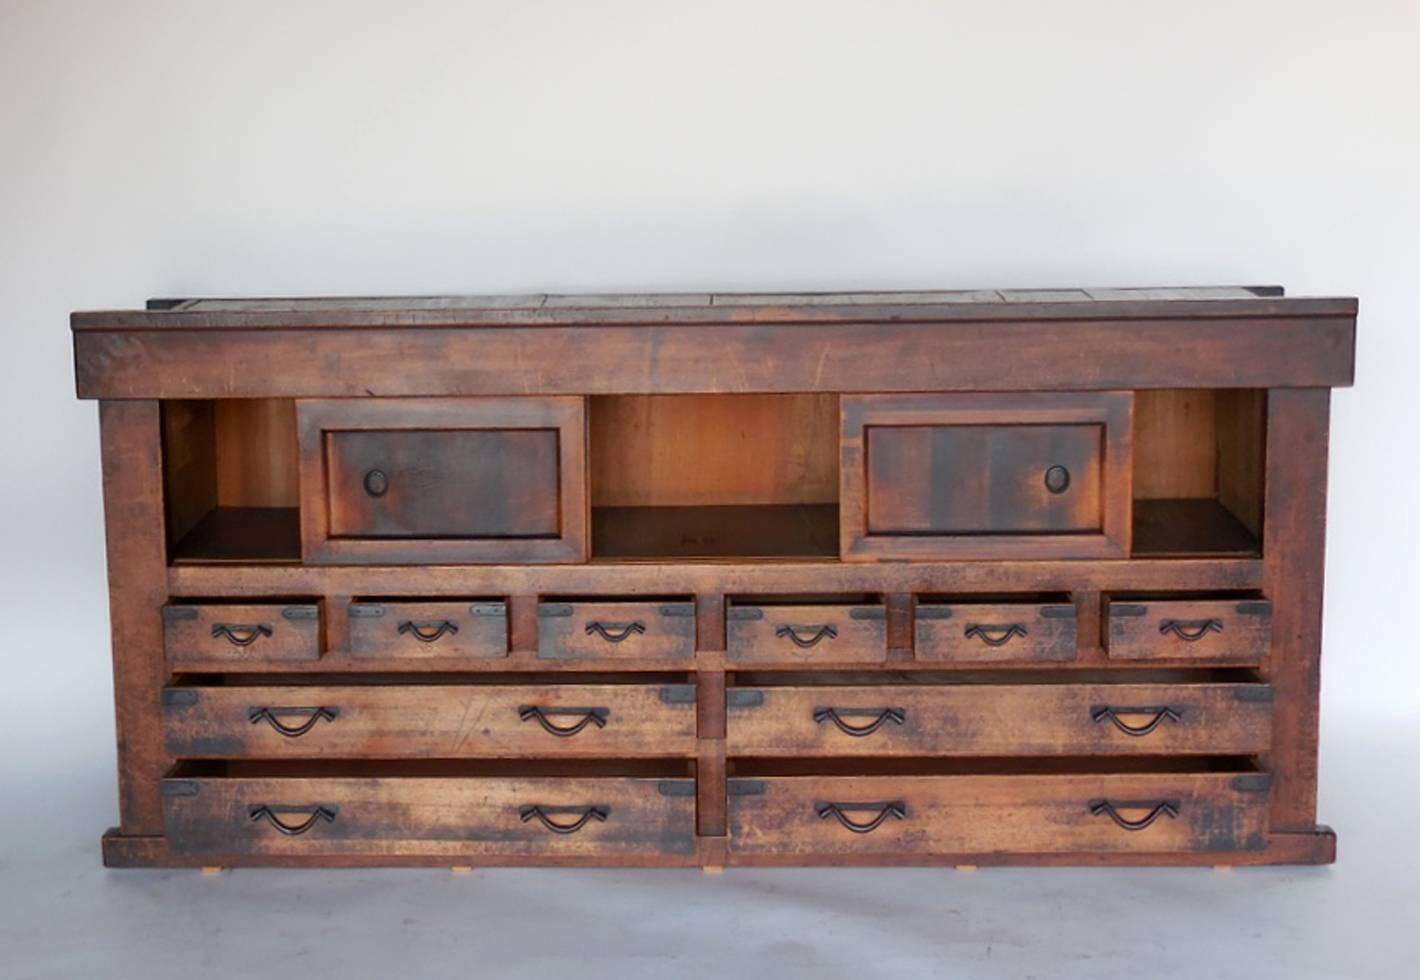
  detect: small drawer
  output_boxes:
[163,775,697,859]
[1107,598,1272,662]
[915,600,1076,663]
[163,603,320,665]
[727,601,887,664]
[164,682,698,758]
[537,601,696,661]
[841,392,1132,561]
[728,772,1270,857]
[726,682,1272,757]
[297,397,587,564]
[348,601,508,659]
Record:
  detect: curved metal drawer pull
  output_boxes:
[210,623,272,647]
[1088,799,1180,831]
[398,620,459,643]
[519,805,608,834]
[584,621,646,643]
[813,707,906,737]
[248,706,339,737]
[963,623,1028,647]
[815,801,907,834]
[517,705,610,737]
[775,624,838,648]
[1159,619,1223,642]
[1090,705,1182,737]
[249,805,338,836]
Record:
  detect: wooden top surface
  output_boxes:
[71,285,1357,331]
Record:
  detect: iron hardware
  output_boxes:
[1090,705,1181,737]
[519,805,608,835]
[517,706,610,737]
[813,707,906,737]
[248,706,339,738]
[249,805,338,836]
[815,801,907,834]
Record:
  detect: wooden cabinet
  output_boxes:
[74,287,1355,869]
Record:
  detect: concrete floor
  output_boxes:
[3,724,1416,980]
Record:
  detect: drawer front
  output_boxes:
[163,776,697,858]
[916,602,1076,663]
[297,398,586,564]
[728,773,1270,857]
[164,603,320,665]
[164,683,698,758]
[727,604,887,664]
[348,601,508,659]
[841,393,1132,560]
[726,683,1272,756]
[1108,598,1272,662]
[537,601,696,661]
[328,429,558,538]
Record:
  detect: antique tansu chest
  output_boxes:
[72,287,1356,868]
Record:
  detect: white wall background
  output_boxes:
[2,2,1418,976]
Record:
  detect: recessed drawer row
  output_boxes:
[160,770,1271,860]
[163,596,1273,666]
[163,680,1272,759]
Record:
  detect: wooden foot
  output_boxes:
[449,866,474,874]
[1212,865,1234,872]
[955,864,978,872]
[200,866,226,875]
[702,865,725,875]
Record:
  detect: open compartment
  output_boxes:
[1132,390,1265,557]
[161,399,300,563]
[588,394,840,559]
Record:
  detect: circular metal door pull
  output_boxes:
[1044,465,1071,494]
[363,468,388,497]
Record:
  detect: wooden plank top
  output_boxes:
[72,286,1358,397]
[71,286,1357,331]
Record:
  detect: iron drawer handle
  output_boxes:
[1044,464,1071,494]
[363,468,388,497]
[210,623,272,647]
[815,801,907,834]
[398,620,459,643]
[1159,619,1223,642]
[775,624,838,648]
[519,805,608,835]
[1088,799,1180,831]
[518,705,610,736]
[1090,705,1182,737]
[249,805,338,836]
[964,623,1028,647]
[584,621,646,643]
[813,707,906,737]
[248,706,339,737]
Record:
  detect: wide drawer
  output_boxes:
[725,682,1272,756]
[163,683,698,758]
[164,603,320,665]
[163,775,697,858]
[348,601,508,659]
[728,772,1270,857]
[537,601,696,660]
[915,600,1077,663]
[1107,598,1272,662]
[727,602,887,664]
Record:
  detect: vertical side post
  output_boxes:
[99,400,171,835]
[1262,388,1331,829]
